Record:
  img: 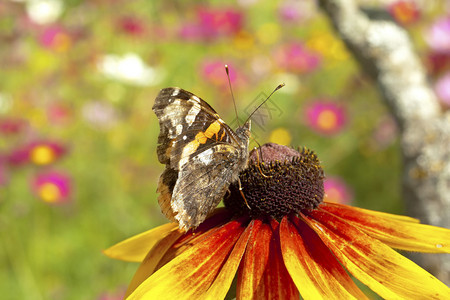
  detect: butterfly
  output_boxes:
[153,87,251,231]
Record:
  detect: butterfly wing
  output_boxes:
[153,87,248,230]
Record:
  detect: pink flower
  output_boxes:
[426,52,450,75]
[117,16,146,36]
[278,0,315,24]
[305,100,346,135]
[324,176,353,205]
[434,72,450,107]
[179,7,243,41]
[31,171,71,204]
[8,141,66,166]
[274,42,321,74]
[425,16,450,53]
[200,60,239,88]
[0,118,28,136]
[387,1,420,25]
[39,26,72,52]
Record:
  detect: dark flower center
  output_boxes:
[224,143,325,219]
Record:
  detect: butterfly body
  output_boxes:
[153,87,250,230]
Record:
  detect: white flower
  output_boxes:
[97,53,164,86]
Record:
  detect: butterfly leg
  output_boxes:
[238,178,251,210]
[253,146,271,178]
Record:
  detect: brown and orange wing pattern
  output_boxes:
[153,87,250,230]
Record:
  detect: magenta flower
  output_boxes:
[39,26,72,52]
[274,42,321,74]
[7,140,66,166]
[179,6,243,41]
[426,16,450,53]
[32,171,71,204]
[434,72,450,107]
[426,52,450,75]
[118,16,146,36]
[0,118,27,136]
[200,60,240,88]
[305,100,346,135]
[387,0,420,25]
[324,177,353,205]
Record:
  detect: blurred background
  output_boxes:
[1,0,449,299]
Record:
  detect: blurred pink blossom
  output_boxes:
[200,60,240,88]
[426,52,450,75]
[305,100,346,135]
[278,0,315,23]
[324,176,353,205]
[118,16,146,36]
[39,26,72,52]
[434,72,450,107]
[0,118,28,136]
[8,140,66,166]
[274,42,321,74]
[179,7,243,41]
[31,171,71,204]
[425,16,450,53]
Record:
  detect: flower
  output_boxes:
[278,0,316,24]
[105,143,450,299]
[387,0,420,26]
[305,100,346,135]
[31,170,71,204]
[200,59,241,89]
[434,71,450,107]
[0,118,28,136]
[97,53,164,86]
[39,26,72,52]
[179,7,243,41]
[425,16,450,54]
[323,176,353,205]
[8,140,66,166]
[274,42,321,74]
[117,16,146,36]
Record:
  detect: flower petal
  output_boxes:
[127,218,248,299]
[321,202,450,253]
[280,216,367,299]
[237,219,269,300]
[253,220,299,299]
[125,229,185,297]
[103,223,179,262]
[204,219,255,299]
[306,210,450,299]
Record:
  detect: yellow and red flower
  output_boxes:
[105,144,450,299]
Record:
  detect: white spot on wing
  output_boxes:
[176,124,183,136]
[171,88,180,97]
[185,103,201,126]
[191,95,201,103]
[196,148,214,165]
[183,135,187,140]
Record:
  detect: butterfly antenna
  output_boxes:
[244,83,285,125]
[225,65,240,127]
